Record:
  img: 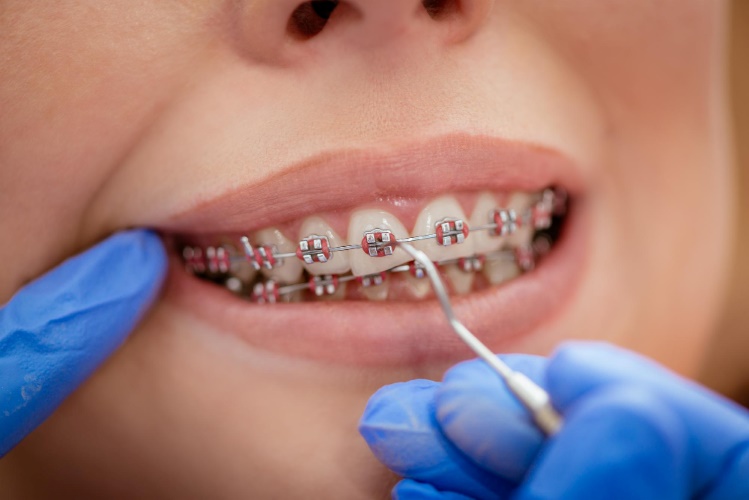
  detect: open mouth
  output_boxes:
[174,187,567,303]
[160,134,588,366]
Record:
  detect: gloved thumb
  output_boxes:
[434,354,548,483]
[0,229,167,455]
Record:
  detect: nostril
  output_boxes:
[287,1,339,40]
[422,0,459,19]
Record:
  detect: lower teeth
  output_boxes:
[181,225,562,304]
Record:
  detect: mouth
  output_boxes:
[161,133,588,366]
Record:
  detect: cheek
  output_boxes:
[0,1,215,300]
[522,0,732,371]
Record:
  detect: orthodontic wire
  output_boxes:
[272,247,519,296]
[253,207,538,261]
[183,188,564,298]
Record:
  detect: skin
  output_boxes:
[0,0,736,497]
[703,1,749,403]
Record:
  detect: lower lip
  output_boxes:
[164,201,589,367]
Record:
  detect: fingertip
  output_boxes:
[360,380,439,429]
[434,355,547,483]
[102,229,168,296]
[360,379,510,498]
[435,365,544,483]
[359,380,440,470]
[0,229,168,455]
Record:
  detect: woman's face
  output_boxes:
[0,0,732,497]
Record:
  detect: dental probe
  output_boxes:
[397,242,563,436]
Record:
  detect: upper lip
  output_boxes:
[161,133,584,235]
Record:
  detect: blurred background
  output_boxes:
[703,0,749,404]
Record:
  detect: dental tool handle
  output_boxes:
[452,318,563,436]
[504,371,563,436]
[398,242,563,437]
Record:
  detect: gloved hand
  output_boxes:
[0,230,167,456]
[360,342,749,499]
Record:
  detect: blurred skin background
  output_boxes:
[0,2,744,498]
[704,0,749,405]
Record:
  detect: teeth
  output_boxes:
[483,258,520,286]
[214,241,257,283]
[281,290,304,303]
[469,192,505,254]
[412,196,475,262]
[403,273,432,299]
[251,227,304,284]
[348,209,411,276]
[298,216,351,275]
[360,278,389,301]
[317,281,347,301]
[443,264,474,295]
[507,192,535,248]
[184,187,565,303]
[230,260,257,283]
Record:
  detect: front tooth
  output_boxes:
[469,192,505,254]
[412,196,474,262]
[507,192,536,248]
[348,209,411,276]
[298,216,350,275]
[443,264,475,295]
[483,257,520,286]
[252,227,304,284]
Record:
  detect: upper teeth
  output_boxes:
[347,208,412,276]
[298,215,351,275]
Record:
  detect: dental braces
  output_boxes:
[181,187,567,303]
[246,245,545,303]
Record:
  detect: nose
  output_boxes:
[335,0,493,47]
[237,0,495,62]
[339,0,429,47]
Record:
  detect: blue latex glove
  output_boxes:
[0,230,167,456]
[360,342,749,499]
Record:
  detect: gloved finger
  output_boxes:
[702,443,749,499]
[545,341,749,493]
[544,341,679,412]
[514,385,689,500]
[0,229,167,455]
[434,355,547,483]
[393,479,478,500]
[359,380,513,500]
